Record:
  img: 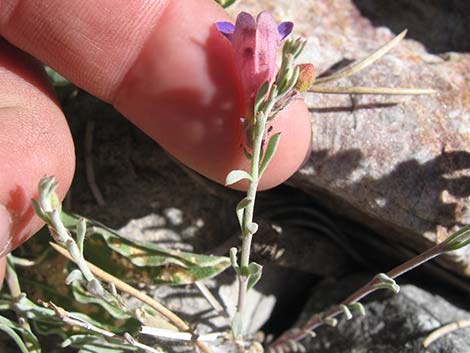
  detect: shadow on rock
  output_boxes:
[303,149,470,244]
[353,0,470,53]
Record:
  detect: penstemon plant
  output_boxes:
[216,12,302,340]
[1,6,469,353]
[215,10,434,348]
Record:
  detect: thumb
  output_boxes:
[0,39,74,260]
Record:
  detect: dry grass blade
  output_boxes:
[314,29,407,85]
[194,281,231,324]
[309,86,436,95]
[422,320,470,348]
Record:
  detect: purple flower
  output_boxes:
[216,12,293,117]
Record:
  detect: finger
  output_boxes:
[0,39,75,258]
[0,0,311,190]
[0,257,5,289]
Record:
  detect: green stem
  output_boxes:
[5,255,37,353]
[5,256,21,298]
[231,40,302,339]
[235,111,270,334]
[269,242,447,348]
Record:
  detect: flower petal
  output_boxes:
[235,11,257,30]
[277,21,294,40]
[229,12,283,117]
[255,11,280,83]
[232,12,258,115]
[216,21,235,40]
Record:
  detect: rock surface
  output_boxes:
[291,274,470,353]
[227,0,470,276]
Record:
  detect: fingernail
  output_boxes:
[0,204,12,257]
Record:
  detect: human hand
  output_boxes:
[0,0,311,284]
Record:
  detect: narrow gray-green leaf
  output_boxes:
[349,303,366,317]
[32,199,48,223]
[225,170,252,186]
[246,222,258,235]
[232,312,243,338]
[324,317,338,327]
[236,198,253,212]
[259,133,281,177]
[229,247,239,272]
[236,197,252,227]
[0,325,30,353]
[247,262,262,290]
[63,335,139,352]
[339,304,352,320]
[0,315,41,353]
[442,225,470,251]
[242,147,252,161]
[236,208,244,229]
[45,66,71,87]
[71,282,132,321]
[285,65,301,94]
[65,269,83,285]
[373,273,400,294]
[254,81,270,114]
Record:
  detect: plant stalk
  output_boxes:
[235,114,267,322]
[5,255,37,352]
[269,241,447,349]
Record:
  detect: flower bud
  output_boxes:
[295,63,315,92]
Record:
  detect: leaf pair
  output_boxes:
[229,247,262,290]
[230,262,262,339]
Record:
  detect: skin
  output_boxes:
[0,0,311,286]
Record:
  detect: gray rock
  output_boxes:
[291,275,470,353]
[352,0,470,54]
[227,0,470,277]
